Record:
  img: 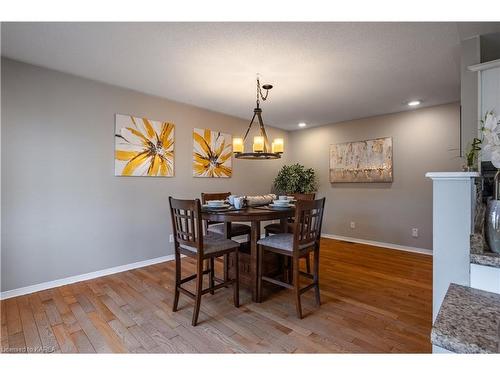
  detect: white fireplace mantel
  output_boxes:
[426,171,479,321]
[426,172,480,180]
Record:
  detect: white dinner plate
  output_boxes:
[202,203,230,209]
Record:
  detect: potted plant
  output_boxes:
[273,163,318,195]
[464,137,481,172]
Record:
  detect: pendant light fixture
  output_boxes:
[233,75,284,159]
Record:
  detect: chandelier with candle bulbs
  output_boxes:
[233,76,284,159]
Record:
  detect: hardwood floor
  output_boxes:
[0,238,432,353]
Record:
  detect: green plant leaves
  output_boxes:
[273,163,318,194]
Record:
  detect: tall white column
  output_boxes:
[426,172,479,321]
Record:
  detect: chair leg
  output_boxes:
[172,249,181,312]
[223,254,229,283]
[283,256,290,283]
[257,245,264,303]
[293,256,303,319]
[233,250,240,308]
[313,249,321,306]
[192,259,204,326]
[287,257,293,283]
[305,255,311,274]
[209,258,215,295]
[278,254,285,282]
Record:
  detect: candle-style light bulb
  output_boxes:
[273,138,284,153]
[233,137,244,153]
[253,136,264,152]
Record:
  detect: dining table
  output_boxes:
[201,204,295,302]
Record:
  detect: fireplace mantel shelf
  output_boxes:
[425,172,480,180]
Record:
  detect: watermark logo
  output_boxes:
[1,346,57,353]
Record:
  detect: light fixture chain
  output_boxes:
[256,77,270,105]
[256,78,260,108]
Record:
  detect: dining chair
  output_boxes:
[264,192,316,272]
[201,192,251,239]
[257,197,325,319]
[291,193,317,201]
[169,197,240,326]
[201,192,251,283]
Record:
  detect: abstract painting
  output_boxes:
[193,128,232,178]
[329,137,393,183]
[115,114,174,177]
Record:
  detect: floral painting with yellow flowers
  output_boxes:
[193,128,232,178]
[115,114,174,177]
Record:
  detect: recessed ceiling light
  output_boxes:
[298,122,307,128]
[407,100,421,107]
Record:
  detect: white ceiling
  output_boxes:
[2,22,500,130]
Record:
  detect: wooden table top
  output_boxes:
[201,205,294,221]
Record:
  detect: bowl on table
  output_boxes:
[272,199,291,207]
[206,200,226,207]
[278,195,296,201]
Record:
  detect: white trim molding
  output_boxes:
[0,254,175,300]
[321,233,433,255]
[468,58,500,72]
[425,172,480,180]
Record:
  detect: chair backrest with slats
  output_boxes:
[201,192,231,227]
[169,197,204,257]
[288,193,315,223]
[292,193,316,201]
[292,198,326,252]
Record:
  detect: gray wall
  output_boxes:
[1,58,463,292]
[460,36,480,160]
[1,58,289,291]
[288,102,462,250]
[480,32,500,63]
[459,33,500,164]
[480,66,500,162]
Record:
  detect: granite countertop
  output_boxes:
[470,251,500,268]
[470,234,500,268]
[432,283,500,353]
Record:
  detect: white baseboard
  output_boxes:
[321,233,433,255]
[0,254,176,300]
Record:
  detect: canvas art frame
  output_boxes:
[192,127,232,178]
[329,137,393,183]
[114,114,175,177]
